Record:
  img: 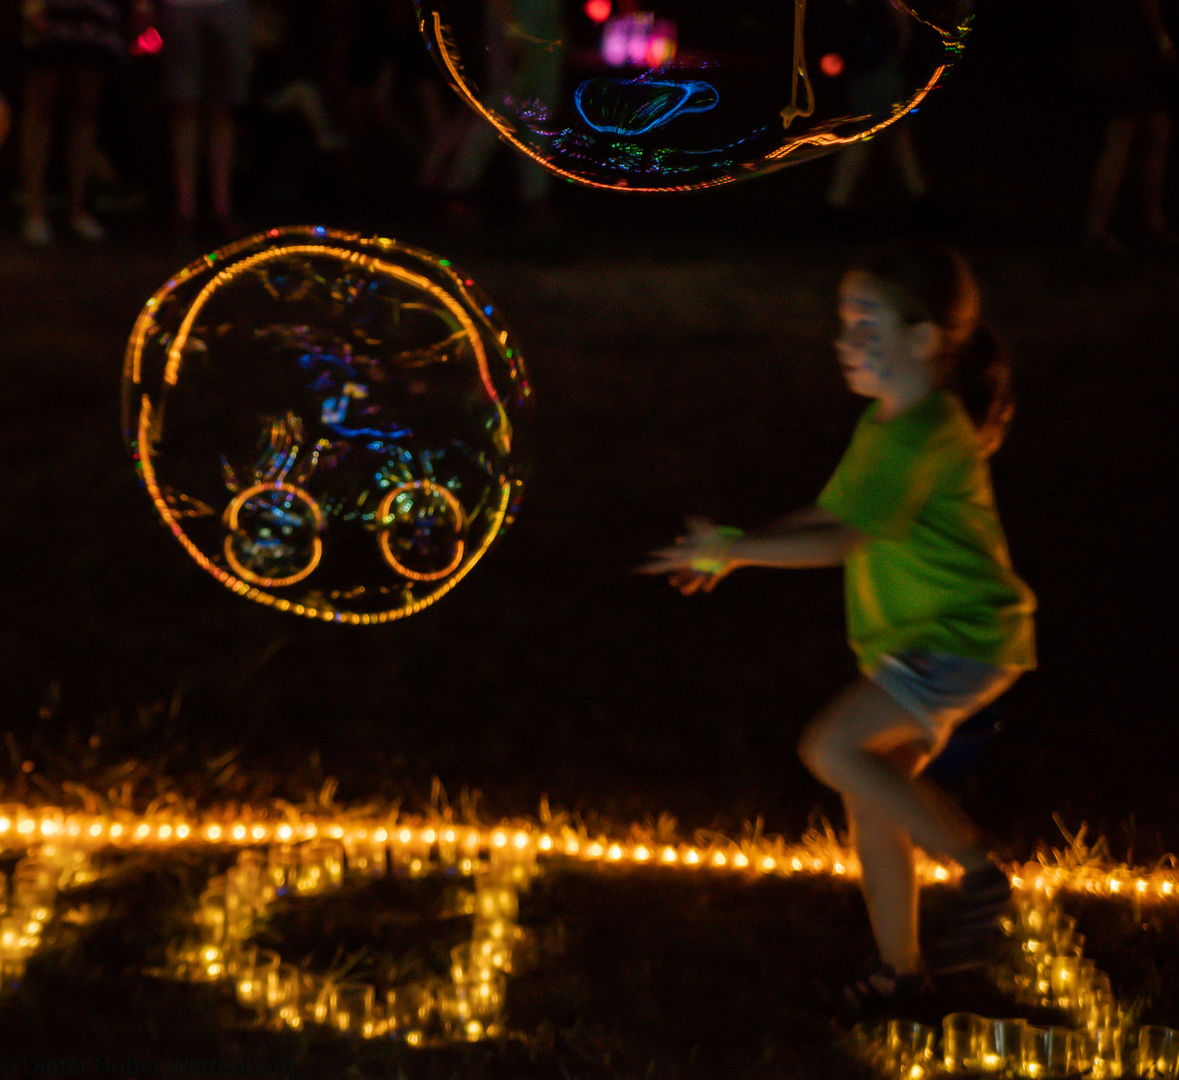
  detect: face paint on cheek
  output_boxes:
[864,346,891,381]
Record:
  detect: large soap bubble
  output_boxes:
[415,0,971,192]
[122,227,531,624]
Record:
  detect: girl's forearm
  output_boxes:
[727,521,862,568]
[748,504,845,538]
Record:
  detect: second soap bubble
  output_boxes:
[416,0,971,192]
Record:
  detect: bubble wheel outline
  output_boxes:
[376,481,466,582]
[222,482,325,588]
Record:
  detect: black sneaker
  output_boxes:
[822,957,935,1025]
[930,863,1013,973]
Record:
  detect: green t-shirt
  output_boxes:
[816,390,1036,673]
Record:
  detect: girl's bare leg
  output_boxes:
[845,796,921,974]
[800,677,994,969]
[800,677,987,868]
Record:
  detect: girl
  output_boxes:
[643,240,1036,1018]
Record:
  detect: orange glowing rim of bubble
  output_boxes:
[123,228,527,459]
[222,482,325,588]
[377,481,467,582]
[160,243,499,410]
[427,9,949,191]
[127,230,521,623]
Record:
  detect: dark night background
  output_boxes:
[1,0,1176,864]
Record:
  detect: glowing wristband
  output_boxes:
[689,526,744,574]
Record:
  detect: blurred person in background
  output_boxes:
[328,0,457,212]
[251,0,345,155]
[160,0,250,236]
[16,0,134,245]
[824,0,927,218]
[1077,0,1177,253]
[417,0,562,226]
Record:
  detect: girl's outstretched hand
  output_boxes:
[639,516,742,594]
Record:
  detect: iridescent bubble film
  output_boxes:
[415,0,971,192]
[122,227,532,624]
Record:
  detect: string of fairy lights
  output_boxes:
[3,799,1179,1071]
[4,801,1178,897]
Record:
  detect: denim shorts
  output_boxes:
[871,650,1021,757]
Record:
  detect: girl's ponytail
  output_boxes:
[945,325,1014,457]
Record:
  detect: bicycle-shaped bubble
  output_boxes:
[123,228,532,623]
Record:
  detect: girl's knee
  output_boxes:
[798,718,845,786]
